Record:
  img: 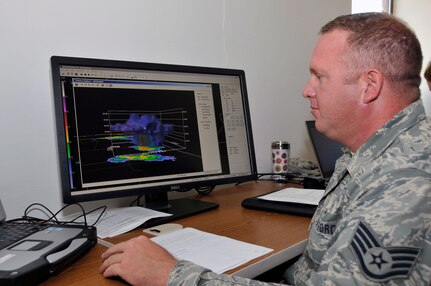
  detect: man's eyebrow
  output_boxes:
[309,67,319,75]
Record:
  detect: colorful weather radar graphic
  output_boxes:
[107,151,175,163]
[107,113,176,163]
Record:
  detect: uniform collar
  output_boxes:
[323,99,426,196]
[347,99,426,173]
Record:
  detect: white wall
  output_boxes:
[393,0,431,115]
[0,0,350,219]
[351,0,387,13]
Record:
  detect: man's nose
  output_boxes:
[302,81,316,98]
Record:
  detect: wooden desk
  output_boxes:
[41,181,311,285]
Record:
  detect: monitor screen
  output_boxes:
[51,56,257,224]
[306,121,344,180]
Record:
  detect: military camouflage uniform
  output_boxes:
[167,99,431,286]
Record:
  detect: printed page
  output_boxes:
[152,227,273,273]
[258,187,325,205]
[61,207,172,238]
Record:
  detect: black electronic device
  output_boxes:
[0,199,97,286]
[51,56,257,226]
[241,191,317,217]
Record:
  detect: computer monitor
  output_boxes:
[51,56,257,225]
[306,121,344,180]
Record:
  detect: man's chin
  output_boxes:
[310,109,319,118]
[314,119,327,134]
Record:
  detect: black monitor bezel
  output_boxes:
[51,56,258,204]
[306,120,344,180]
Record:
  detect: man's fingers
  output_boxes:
[101,241,127,259]
[100,252,123,274]
[101,262,121,278]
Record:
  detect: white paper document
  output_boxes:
[258,187,325,206]
[152,228,273,274]
[61,206,172,238]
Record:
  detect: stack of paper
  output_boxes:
[152,227,273,274]
[61,206,172,238]
[258,187,325,205]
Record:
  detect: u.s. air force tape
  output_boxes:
[349,219,420,282]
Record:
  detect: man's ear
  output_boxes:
[362,69,383,104]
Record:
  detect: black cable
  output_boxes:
[257,172,303,179]
[23,202,90,226]
[257,172,277,179]
[23,203,59,223]
[6,217,46,224]
[69,205,107,227]
[129,195,143,207]
[51,203,88,226]
[233,173,284,185]
[89,206,107,226]
[194,186,215,195]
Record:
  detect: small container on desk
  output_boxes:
[271,141,290,180]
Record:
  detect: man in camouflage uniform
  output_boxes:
[99,13,431,286]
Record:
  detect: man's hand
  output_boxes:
[100,235,177,286]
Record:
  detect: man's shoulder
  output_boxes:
[384,115,431,170]
[399,114,431,143]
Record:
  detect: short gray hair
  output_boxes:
[321,13,422,97]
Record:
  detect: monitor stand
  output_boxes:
[141,192,219,228]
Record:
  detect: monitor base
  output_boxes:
[142,198,219,228]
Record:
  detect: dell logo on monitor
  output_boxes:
[170,185,181,191]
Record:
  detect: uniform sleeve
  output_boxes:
[167,260,288,286]
[290,174,431,286]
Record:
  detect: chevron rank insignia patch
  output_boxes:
[349,220,420,282]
